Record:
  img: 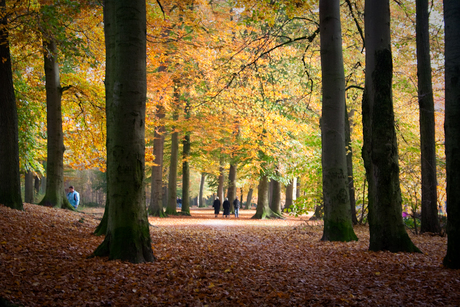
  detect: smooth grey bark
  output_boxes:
[245,188,253,209]
[416,0,441,234]
[0,0,23,210]
[25,171,34,203]
[252,174,274,219]
[285,181,294,211]
[198,173,206,207]
[149,103,166,217]
[345,110,358,224]
[38,38,72,210]
[319,0,357,242]
[227,163,237,212]
[181,100,191,216]
[362,0,419,252]
[92,0,155,263]
[443,0,460,269]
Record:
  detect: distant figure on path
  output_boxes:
[67,186,80,209]
[223,197,230,218]
[177,197,182,208]
[213,197,221,218]
[233,197,240,218]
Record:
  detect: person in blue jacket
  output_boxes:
[67,186,80,209]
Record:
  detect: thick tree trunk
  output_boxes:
[0,0,23,210]
[345,110,358,225]
[93,0,155,263]
[149,103,166,217]
[38,38,72,210]
[362,0,419,252]
[181,102,191,216]
[245,188,253,209]
[416,0,441,234]
[25,171,34,203]
[443,0,460,269]
[198,173,206,207]
[270,178,282,217]
[94,203,108,236]
[252,175,274,219]
[227,164,237,212]
[319,0,357,242]
[285,181,294,211]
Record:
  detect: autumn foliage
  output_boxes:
[1,203,459,306]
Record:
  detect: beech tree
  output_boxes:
[149,102,166,217]
[93,0,155,263]
[362,0,419,252]
[0,0,23,210]
[443,0,460,269]
[319,0,357,241]
[416,0,441,234]
[252,174,273,219]
[38,36,72,209]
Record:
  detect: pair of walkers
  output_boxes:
[213,197,240,218]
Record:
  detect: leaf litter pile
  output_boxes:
[1,204,459,306]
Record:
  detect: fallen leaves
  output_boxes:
[0,204,459,306]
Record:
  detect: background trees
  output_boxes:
[3,0,450,261]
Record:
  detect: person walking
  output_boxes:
[66,186,80,209]
[233,196,240,218]
[223,197,230,218]
[213,197,221,218]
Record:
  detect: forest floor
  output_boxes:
[0,204,459,306]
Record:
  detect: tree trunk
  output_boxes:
[149,103,166,217]
[199,173,206,207]
[268,179,273,205]
[217,159,224,202]
[227,163,237,212]
[345,110,358,225]
[34,176,40,199]
[296,177,300,198]
[181,101,191,216]
[0,0,23,210]
[362,0,419,252]
[246,188,253,209]
[285,181,294,211]
[319,0,357,242]
[252,174,274,219]
[416,0,441,234]
[270,178,282,217]
[166,99,179,215]
[443,0,460,269]
[92,0,155,263]
[38,38,72,210]
[25,171,34,204]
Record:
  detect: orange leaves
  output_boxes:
[1,204,459,306]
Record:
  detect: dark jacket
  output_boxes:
[223,200,230,215]
[233,198,240,209]
[213,199,221,214]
